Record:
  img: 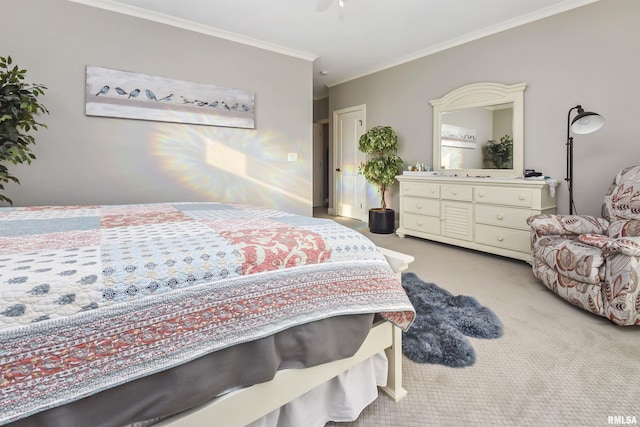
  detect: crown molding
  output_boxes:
[68,0,319,62]
[327,0,600,88]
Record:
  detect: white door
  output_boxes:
[333,105,366,221]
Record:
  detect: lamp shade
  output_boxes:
[571,110,605,134]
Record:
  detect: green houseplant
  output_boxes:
[358,125,403,234]
[0,56,48,205]
[482,134,513,169]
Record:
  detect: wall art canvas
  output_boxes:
[85,66,255,129]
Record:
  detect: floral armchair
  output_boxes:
[527,165,640,326]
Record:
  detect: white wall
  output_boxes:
[329,0,640,217]
[2,0,314,216]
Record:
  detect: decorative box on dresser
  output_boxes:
[396,175,556,262]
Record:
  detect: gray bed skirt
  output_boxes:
[8,314,374,427]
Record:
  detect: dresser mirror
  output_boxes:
[430,82,527,178]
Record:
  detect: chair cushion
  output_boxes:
[532,235,605,284]
[601,165,640,221]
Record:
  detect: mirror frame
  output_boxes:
[430,82,527,178]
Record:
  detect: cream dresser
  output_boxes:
[396,175,556,262]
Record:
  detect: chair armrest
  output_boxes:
[527,214,609,236]
[612,238,640,257]
[608,219,640,238]
[579,234,640,257]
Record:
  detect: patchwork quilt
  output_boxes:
[0,202,414,424]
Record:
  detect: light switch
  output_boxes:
[287,153,298,162]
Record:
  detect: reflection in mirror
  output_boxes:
[440,103,513,170]
[431,82,526,178]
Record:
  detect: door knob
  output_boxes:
[336,168,341,172]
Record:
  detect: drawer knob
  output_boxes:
[496,214,504,220]
[417,221,423,226]
[477,192,484,197]
[497,235,504,242]
[430,189,436,193]
[416,204,422,209]
[452,191,458,195]
[518,195,525,200]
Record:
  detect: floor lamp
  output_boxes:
[566,105,605,214]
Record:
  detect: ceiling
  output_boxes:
[75,0,597,99]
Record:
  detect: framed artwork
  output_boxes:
[85,66,255,129]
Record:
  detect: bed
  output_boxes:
[0,202,414,426]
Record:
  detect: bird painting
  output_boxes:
[145,89,158,102]
[86,66,254,129]
[95,85,109,96]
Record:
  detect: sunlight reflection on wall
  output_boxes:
[150,123,311,214]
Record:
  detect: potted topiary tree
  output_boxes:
[358,125,403,234]
[0,56,48,205]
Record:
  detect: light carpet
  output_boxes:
[319,210,640,427]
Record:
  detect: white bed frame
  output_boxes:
[158,247,414,427]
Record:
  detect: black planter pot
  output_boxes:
[368,209,395,234]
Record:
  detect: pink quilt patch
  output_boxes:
[0,230,100,254]
[202,218,281,232]
[101,211,191,228]
[222,228,332,274]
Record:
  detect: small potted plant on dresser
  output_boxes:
[358,125,403,234]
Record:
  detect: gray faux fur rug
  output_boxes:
[401,272,503,368]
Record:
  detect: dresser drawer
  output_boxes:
[402,212,440,234]
[441,185,472,202]
[475,224,530,253]
[401,182,439,198]
[403,196,440,216]
[474,186,532,207]
[475,205,531,230]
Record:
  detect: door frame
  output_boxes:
[331,104,367,221]
[312,120,329,208]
